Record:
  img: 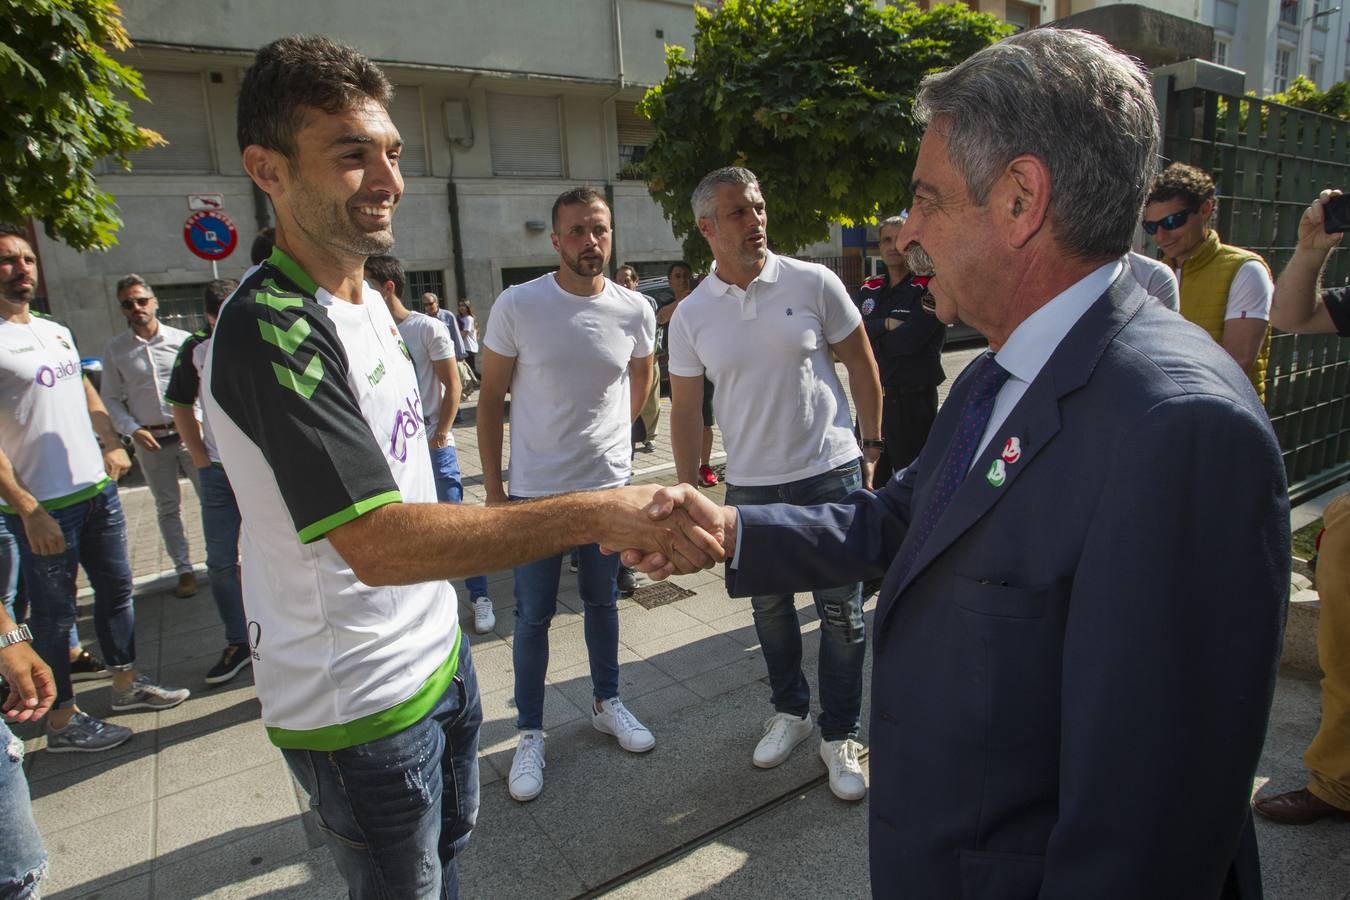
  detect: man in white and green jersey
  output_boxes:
[213,36,725,898]
[0,224,189,755]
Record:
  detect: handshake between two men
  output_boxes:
[604,483,734,578]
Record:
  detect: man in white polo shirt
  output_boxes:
[667,166,883,801]
[478,187,658,803]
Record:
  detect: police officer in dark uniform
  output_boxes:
[855,213,946,486]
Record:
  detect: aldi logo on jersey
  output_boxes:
[34,359,79,388]
[387,393,425,463]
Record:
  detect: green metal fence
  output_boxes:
[1157,84,1350,504]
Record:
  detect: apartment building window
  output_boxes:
[407,270,446,303]
[388,86,429,177]
[1215,0,1238,34]
[616,102,655,180]
[1004,0,1039,32]
[152,282,210,334]
[1281,0,1299,26]
[1275,47,1294,91]
[488,93,563,178]
[1214,39,1229,67]
[1310,58,1323,85]
[125,71,213,174]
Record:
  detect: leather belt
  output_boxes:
[147,424,178,437]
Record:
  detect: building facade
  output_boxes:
[38,1,727,350]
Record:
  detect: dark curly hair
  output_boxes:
[237,35,392,158]
[1147,163,1216,210]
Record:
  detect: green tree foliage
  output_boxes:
[637,0,1011,267]
[1265,75,1350,120]
[0,0,161,250]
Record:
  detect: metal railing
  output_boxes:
[1159,83,1350,503]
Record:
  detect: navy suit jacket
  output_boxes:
[729,272,1289,899]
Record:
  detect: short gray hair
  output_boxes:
[914,28,1158,261]
[879,215,907,230]
[115,274,151,297]
[692,167,761,224]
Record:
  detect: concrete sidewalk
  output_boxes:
[21,349,1349,899]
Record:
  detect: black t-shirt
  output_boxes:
[1322,285,1350,336]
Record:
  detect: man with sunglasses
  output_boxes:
[101,275,201,598]
[1144,163,1273,403]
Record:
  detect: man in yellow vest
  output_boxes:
[1144,163,1273,403]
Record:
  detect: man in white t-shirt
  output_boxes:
[0,224,189,755]
[478,187,658,803]
[666,166,883,802]
[212,38,718,897]
[1145,163,1273,402]
[365,254,495,635]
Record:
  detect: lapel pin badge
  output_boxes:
[986,458,1007,487]
[1001,436,1022,464]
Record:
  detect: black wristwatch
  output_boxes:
[861,439,885,450]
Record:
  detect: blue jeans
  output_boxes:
[511,532,619,730]
[429,445,489,601]
[725,460,867,741]
[0,520,76,652]
[198,465,246,646]
[3,482,136,709]
[0,721,45,898]
[282,640,482,900]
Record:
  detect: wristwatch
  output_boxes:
[0,623,32,649]
[861,439,886,450]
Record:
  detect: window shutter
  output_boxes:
[126,71,213,174]
[388,86,428,176]
[616,102,655,148]
[488,93,563,177]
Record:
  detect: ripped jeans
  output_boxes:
[280,639,481,900]
[725,460,867,742]
[0,721,46,899]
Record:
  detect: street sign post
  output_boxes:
[183,210,238,277]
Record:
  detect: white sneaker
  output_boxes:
[820,738,866,801]
[471,597,495,634]
[592,697,655,753]
[509,730,546,802]
[752,712,813,768]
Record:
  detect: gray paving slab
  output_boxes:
[497,679,842,890]
[154,716,279,797]
[41,801,154,896]
[149,819,321,900]
[459,789,589,900]
[154,759,301,857]
[600,778,871,900]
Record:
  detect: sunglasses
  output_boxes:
[1142,207,1198,235]
[120,296,154,310]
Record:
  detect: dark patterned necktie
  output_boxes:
[893,351,1010,586]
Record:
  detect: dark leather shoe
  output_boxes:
[1253,788,1350,824]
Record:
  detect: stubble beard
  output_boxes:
[292,177,396,259]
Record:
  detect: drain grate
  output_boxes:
[629,582,695,609]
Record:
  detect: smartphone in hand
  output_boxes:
[1323,193,1350,234]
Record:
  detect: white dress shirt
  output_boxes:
[101,322,192,436]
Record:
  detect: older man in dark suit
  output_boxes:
[628,27,1289,899]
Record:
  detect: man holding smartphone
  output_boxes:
[1143,164,1274,403]
[1253,189,1350,826]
